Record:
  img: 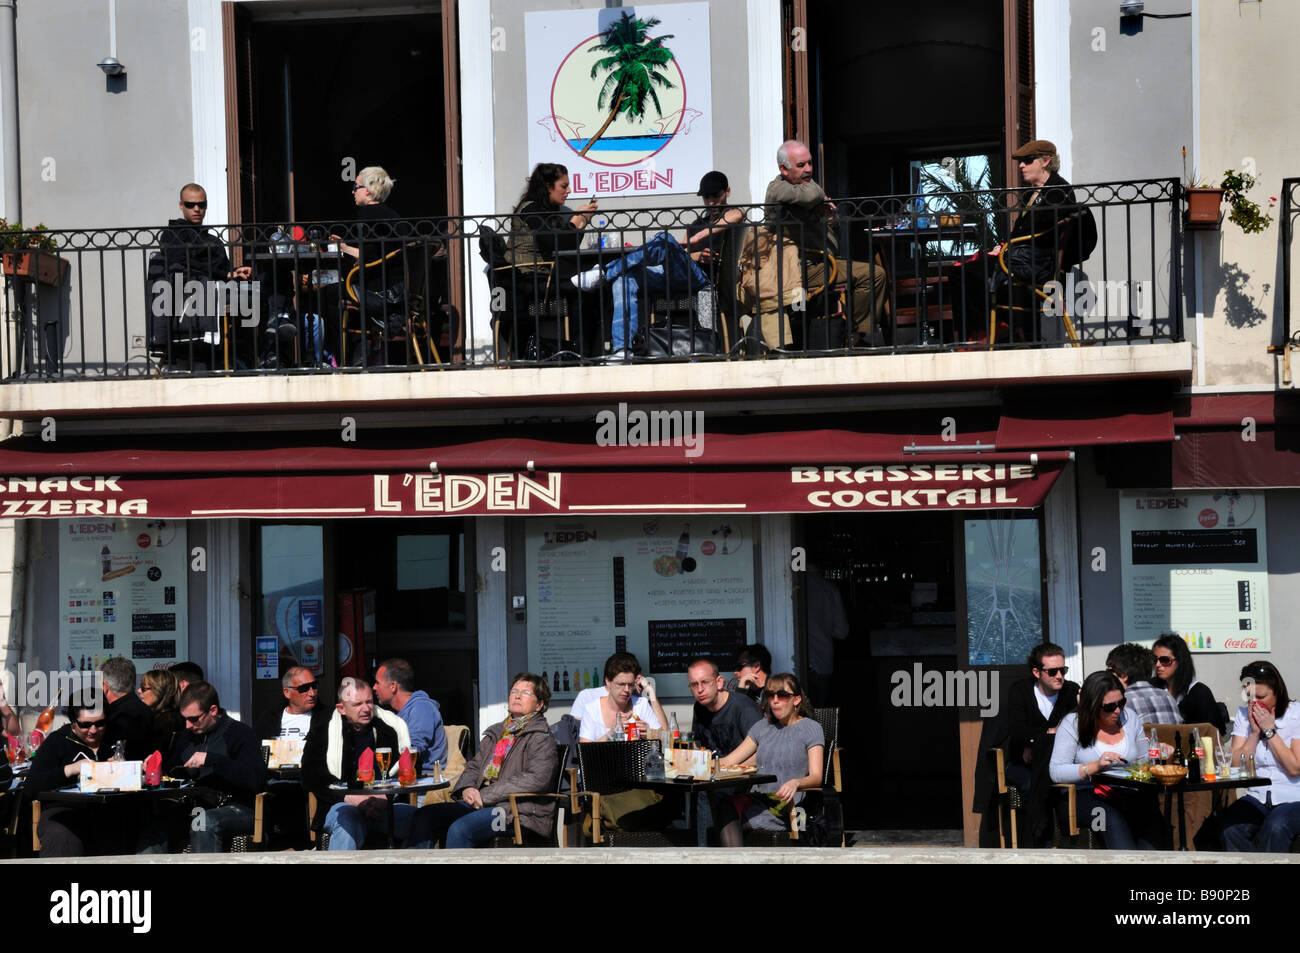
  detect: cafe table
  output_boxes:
[37,780,196,806]
[1096,769,1270,850]
[328,776,450,848]
[629,770,778,847]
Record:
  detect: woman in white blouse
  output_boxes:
[1050,670,1170,849]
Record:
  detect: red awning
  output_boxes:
[1172,394,1300,488]
[996,408,1174,449]
[0,429,1070,518]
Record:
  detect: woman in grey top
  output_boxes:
[1050,670,1170,849]
[718,672,824,845]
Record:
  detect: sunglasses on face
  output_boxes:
[1040,667,1068,677]
[290,682,318,693]
[1153,655,1176,667]
[351,183,367,192]
[181,200,207,209]
[765,689,796,701]
[183,713,209,724]
[1100,699,1127,713]
[75,719,106,730]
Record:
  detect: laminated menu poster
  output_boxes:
[58,518,188,673]
[1119,491,1269,651]
[525,516,756,700]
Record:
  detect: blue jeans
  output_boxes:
[190,803,255,853]
[1221,796,1300,853]
[605,232,711,351]
[406,801,507,849]
[323,800,415,851]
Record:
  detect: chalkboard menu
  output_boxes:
[648,618,748,673]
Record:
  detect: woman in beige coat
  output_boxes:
[405,673,558,848]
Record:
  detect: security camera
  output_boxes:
[97,57,126,77]
[1120,0,1144,17]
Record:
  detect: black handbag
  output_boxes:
[632,322,720,358]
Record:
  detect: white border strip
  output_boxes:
[746,0,783,205]
[1033,0,1072,181]
[459,0,496,360]
[188,0,229,224]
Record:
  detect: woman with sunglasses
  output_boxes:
[1049,670,1169,849]
[717,673,824,846]
[1152,634,1226,735]
[1213,661,1300,851]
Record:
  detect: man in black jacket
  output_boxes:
[1007,642,1079,845]
[149,183,252,369]
[26,695,118,856]
[102,656,154,760]
[164,681,265,852]
[302,676,411,850]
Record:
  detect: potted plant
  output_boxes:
[1219,169,1275,235]
[0,219,68,286]
[1181,147,1224,229]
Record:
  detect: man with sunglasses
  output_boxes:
[150,184,253,370]
[160,681,265,852]
[256,665,319,741]
[1105,643,1180,728]
[26,695,119,856]
[1005,642,1079,845]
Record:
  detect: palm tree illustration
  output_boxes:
[577,12,676,158]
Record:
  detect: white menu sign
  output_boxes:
[525,516,755,700]
[1120,491,1268,652]
[59,518,189,673]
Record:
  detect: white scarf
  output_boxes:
[325,706,411,781]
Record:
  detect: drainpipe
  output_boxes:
[0,0,23,677]
[0,0,18,222]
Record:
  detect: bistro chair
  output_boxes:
[988,746,1026,849]
[574,740,683,847]
[489,742,583,848]
[987,206,1095,347]
[742,705,844,847]
[478,226,578,363]
[411,725,473,807]
[343,241,446,367]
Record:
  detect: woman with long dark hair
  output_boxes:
[1049,670,1169,849]
[504,163,599,282]
[1153,634,1225,734]
[717,672,824,846]
[1215,661,1300,851]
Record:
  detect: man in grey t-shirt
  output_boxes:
[688,659,762,756]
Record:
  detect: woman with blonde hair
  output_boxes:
[138,668,184,755]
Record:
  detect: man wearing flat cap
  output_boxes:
[955,139,1095,341]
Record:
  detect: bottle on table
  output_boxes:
[1172,731,1185,767]
[1147,728,1161,764]
[669,713,681,745]
[1187,730,1202,782]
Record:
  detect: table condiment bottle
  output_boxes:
[1187,735,1202,782]
[1173,731,1185,767]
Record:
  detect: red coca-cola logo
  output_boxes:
[136,533,152,548]
[700,540,716,556]
[1226,637,1259,650]
[1198,509,1219,527]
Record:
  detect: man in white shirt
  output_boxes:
[255,666,318,740]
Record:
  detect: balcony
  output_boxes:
[0,179,1191,424]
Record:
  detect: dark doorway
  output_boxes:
[800,511,963,831]
[242,14,448,223]
[803,0,1008,200]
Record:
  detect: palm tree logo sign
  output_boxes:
[549,12,688,167]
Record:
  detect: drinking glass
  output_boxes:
[375,747,393,777]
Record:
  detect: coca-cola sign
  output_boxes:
[1225,637,1260,650]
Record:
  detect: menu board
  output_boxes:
[1120,491,1269,651]
[525,516,756,700]
[58,518,189,673]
